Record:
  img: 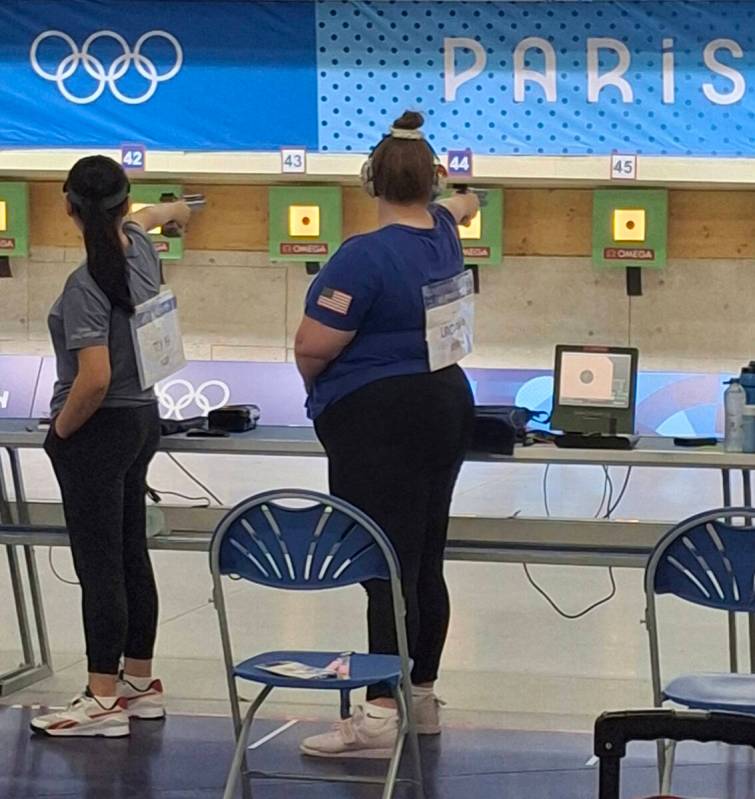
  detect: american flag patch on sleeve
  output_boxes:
[316,287,353,315]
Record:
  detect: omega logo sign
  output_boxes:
[445,37,746,106]
[604,247,655,261]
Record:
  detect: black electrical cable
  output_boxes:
[534,463,620,618]
[603,466,615,518]
[606,467,633,518]
[523,562,618,620]
[544,464,612,519]
[149,487,211,508]
[595,466,610,518]
[542,464,551,517]
[165,452,224,506]
[48,547,79,586]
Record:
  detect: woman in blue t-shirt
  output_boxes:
[295,111,479,758]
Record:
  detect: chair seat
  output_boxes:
[234,650,404,690]
[664,672,755,713]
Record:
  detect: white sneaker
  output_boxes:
[117,673,166,720]
[30,690,130,738]
[413,691,445,735]
[300,705,399,759]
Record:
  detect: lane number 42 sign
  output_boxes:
[121,143,146,172]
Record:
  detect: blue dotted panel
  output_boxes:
[316,1,755,155]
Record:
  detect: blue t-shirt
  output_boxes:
[304,204,463,419]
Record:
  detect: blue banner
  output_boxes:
[316,0,755,156]
[0,0,318,150]
[0,354,730,438]
[0,1,754,155]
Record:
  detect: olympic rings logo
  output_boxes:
[156,379,230,420]
[30,29,182,105]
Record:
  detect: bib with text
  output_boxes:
[422,271,475,372]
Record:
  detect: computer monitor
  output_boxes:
[551,345,639,435]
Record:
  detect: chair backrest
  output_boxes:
[209,489,398,590]
[646,508,755,613]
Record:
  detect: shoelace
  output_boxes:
[68,692,88,709]
[42,692,87,720]
[69,689,118,712]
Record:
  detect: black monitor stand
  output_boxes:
[555,432,639,450]
[555,418,639,450]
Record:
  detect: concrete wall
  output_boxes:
[3,243,753,375]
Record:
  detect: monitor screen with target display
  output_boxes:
[551,345,639,435]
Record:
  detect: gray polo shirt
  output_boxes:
[48,222,161,416]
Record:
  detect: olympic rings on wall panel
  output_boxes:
[30,29,182,105]
[155,379,231,420]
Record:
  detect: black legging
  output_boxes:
[315,366,474,699]
[44,404,160,675]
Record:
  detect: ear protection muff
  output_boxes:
[361,127,447,200]
[361,156,377,199]
[433,161,448,198]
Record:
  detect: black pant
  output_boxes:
[315,366,474,699]
[45,404,161,675]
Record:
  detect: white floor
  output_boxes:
[0,449,747,731]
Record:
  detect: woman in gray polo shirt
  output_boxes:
[31,156,192,738]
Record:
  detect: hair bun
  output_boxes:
[392,110,424,131]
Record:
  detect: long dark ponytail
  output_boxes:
[64,156,133,314]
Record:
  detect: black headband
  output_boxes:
[65,182,130,211]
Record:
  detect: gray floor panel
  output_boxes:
[3,707,755,798]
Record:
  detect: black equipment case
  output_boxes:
[594,709,755,799]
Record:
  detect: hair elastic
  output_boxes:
[389,127,424,140]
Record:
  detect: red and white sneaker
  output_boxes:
[30,689,129,738]
[117,673,166,720]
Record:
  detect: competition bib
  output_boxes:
[422,271,475,372]
[130,289,186,390]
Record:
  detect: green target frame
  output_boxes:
[268,186,342,265]
[455,188,503,266]
[0,182,29,258]
[593,188,668,269]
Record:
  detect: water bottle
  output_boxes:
[743,406,755,454]
[741,363,755,405]
[725,379,746,452]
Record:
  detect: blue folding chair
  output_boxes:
[209,489,422,799]
[645,507,755,794]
